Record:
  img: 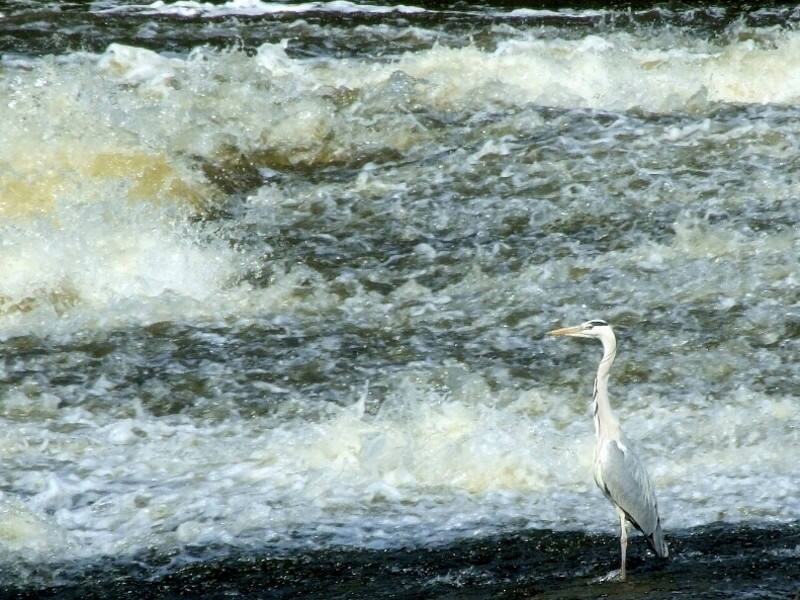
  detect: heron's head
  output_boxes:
[547,319,611,339]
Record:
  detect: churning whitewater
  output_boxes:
[0,1,798,597]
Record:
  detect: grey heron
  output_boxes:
[548,319,668,581]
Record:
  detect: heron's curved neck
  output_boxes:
[593,334,619,439]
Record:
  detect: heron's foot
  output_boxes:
[593,568,624,583]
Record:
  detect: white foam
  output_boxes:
[0,371,588,560]
[0,194,249,338]
[96,43,180,94]
[3,357,796,563]
[0,494,75,562]
[97,0,427,17]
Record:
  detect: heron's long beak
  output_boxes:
[547,325,584,337]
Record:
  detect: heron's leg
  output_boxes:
[618,511,628,582]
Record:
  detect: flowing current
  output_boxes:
[0,1,798,597]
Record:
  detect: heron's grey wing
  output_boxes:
[595,433,664,543]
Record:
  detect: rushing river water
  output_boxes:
[1,1,799,598]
